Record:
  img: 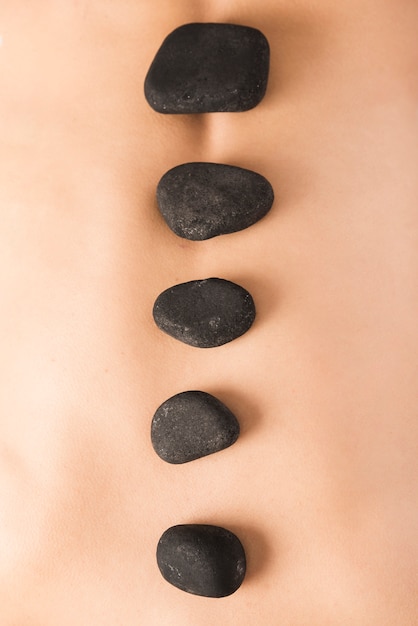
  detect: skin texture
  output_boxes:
[0,0,417,624]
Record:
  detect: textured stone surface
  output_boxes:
[157,162,274,240]
[157,524,246,597]
[152,278,256,348]
[151,391,240,464]
[144,23,270,113]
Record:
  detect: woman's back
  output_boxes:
[0,1,417,623]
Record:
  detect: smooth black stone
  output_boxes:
[144,23,270,113]
[157,524,246,597]
[151,391,240,464]
[157,162,274,240]
[152,278,256,348]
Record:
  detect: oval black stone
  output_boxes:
[157,162,274,240]
[151,391,240,464]
[152,278,256,348]
[156,524,246,597]
[144,23,270,114]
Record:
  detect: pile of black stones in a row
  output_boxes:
[145,22,272,599]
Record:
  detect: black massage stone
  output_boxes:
[156,524,246,597]
[157,162,274,240]
[152,278,256,348]
[151,391,240,464]
[144,23,270,113]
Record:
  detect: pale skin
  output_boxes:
[0,1,417,624]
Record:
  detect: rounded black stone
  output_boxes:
[152,278,256,348]
[151,391,240,464]
[144,23,270,114]
[157,162,274,240]
[156,524,246,597]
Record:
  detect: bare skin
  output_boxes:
[0,1,417,624]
